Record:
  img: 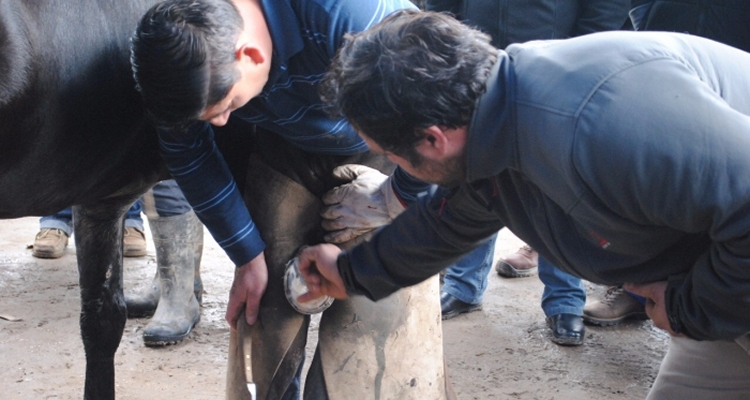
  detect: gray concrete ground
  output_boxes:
[0,217,667,399]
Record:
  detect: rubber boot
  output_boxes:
[142,211,202,346]
[125,213,204,318]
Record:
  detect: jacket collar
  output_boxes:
[465,51,516,182]
[259,0,304,89]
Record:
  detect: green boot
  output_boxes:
[125,211,203,318]
[142,211,202,346]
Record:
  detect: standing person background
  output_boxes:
[630,0,750,53]
[32,201,146,259]
[425,0,630,346]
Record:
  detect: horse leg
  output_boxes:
[226,155,318,400]
[73,196,138,400]
[311,274,451,400]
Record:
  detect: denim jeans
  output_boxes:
[538,256,586,317]
[441,234,497,305]
[38,179,193,236]
[442,244,586,317]
[141,179,193,218]
[40,199,145,236]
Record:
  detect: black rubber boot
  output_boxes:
[142,211,202,346]
[125,212,204,319]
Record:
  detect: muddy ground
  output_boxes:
[0,217,667,399]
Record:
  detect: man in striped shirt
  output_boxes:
[132,0,477,397]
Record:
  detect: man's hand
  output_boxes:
[321,164,406,244]
[226,252,268,330]
[624,281,683,337]
[296,244,348,301]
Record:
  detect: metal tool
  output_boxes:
[238,317,257,399]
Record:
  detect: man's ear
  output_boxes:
[417,125,451,159]
[236,44,266,65]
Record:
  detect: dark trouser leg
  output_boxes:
[226,153,317,400]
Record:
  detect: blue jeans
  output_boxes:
[39,179,193,236]
[441,234,497,305]
[141,179,193,218]
[40,200,144,236]
[442,245,586,317]
[538,256,586,317]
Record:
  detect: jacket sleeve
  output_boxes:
[340,182,504,301]
[573,0,631,36]
[158,122,265,267]
[578,56,750,340]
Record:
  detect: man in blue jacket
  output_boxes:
[298,10,750,399]
[425,0,631,346]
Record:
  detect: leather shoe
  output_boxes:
[546,313,585,346]
[495,245,538,278]
[440,292,481,320]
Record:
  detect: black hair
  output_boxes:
[320,9,497,162]
[131,0,243,130]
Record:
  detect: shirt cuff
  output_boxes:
[225,229,267,267]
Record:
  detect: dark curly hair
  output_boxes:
[320,9,497,164]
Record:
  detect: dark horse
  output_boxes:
[0,0,168,398]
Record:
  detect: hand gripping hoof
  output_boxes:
[283,257,334,315]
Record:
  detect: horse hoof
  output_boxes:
[284,256,334,315]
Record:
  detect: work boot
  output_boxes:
[141,211,203,346]
[440,292,482,320]
[32,228,69,259]
[495,245,538,278]
[125,213,204,318]
[583,285,648,326]
[546,313,585,346]
[123,227,147,257]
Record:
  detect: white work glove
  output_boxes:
[321,164,407,244]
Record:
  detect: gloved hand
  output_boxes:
[321,164,407,243]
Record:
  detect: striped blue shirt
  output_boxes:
[159,0,418,266]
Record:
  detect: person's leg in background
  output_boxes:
[583,284,648,326]
[33,208,75,258]
[440,236,497,319]
[127,179,204,346]
[123,199,147,257]
[34,202,146,259]
[495,244,538,278]
[538,257,587,346]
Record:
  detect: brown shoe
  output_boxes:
[32,228,69,259]
[495,245,538,278]
[583,286,648,326]
[123,227,147,257]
